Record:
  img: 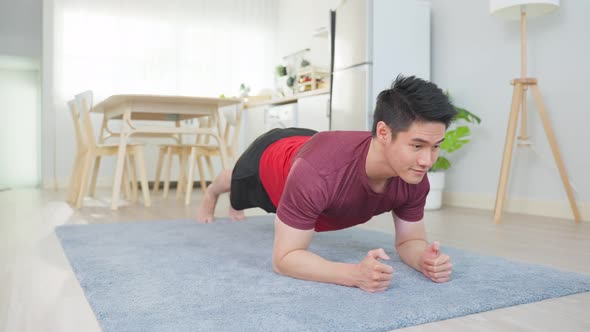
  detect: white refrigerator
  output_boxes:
[330,0,431,131]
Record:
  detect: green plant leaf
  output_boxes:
[454,107,481,124]
[430,156,451,172]
[441,126,471,153]
[436,92,481,171]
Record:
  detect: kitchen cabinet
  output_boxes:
[241,92,330,153]
[297,93,330,132]
[240,105,268,154]
[266,102,297,131]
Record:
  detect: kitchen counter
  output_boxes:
[244,88,329,108]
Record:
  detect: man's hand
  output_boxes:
[420,241,452,283]
[273,217,394,292]
[355,248,394,293]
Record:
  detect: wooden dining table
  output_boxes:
[91,94,243,210]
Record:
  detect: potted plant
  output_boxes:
[425,99,481,210]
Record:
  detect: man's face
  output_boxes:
[383,121,446,184]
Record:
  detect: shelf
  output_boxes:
[312,26,329,38]
[297,67,330,76]
[296,66,330,92]
[282,48,310,60]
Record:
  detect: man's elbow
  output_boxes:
[272,262,283,275]
[394,240,407,252]
[272,249,299,275]
[396,238,427,251]
[272,253,286,275]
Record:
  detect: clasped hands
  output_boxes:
[355,242,452,293]
[419,241,453,283]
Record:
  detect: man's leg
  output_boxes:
[197,169,234,223]
[228,201,245,221]
[200,128,311,222]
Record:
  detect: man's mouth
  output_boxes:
[411,169,427,175]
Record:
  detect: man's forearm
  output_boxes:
[273,249,359,287]
[396,239,428,271]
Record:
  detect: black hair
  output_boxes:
[371,75,456,137]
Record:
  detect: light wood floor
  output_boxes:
[1,188,589,331]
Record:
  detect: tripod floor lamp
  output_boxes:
[490,0,581,224]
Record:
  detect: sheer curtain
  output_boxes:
[45,0,277,185]
[54,0,277,100]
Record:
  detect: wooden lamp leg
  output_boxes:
[530,85,582,223]
[494,83,523,224]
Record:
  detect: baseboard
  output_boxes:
[443,192,589,222]
[43,177,210,190]
[42,178,588,221]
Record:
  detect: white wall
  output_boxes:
[0,68,40,188]
[275,0,589,220]
[41,0,277,188]
[426,0,589,219]
[32,0,590,219]
[0,0,42,57]
[0,0,42,188]
[42,0,56,189]
[275,0,341,70]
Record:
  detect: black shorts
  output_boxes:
[230,127,317,213]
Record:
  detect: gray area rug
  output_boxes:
[55,216,590,332]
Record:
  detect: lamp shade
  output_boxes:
[490,0,559,20]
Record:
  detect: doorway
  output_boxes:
[0,57,41,189]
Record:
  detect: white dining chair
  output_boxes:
[182,107,242,205]
[153,106,242,205]
[66,99,135,205]
[70,91,151,208]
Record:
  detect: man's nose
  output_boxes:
[417,150,433,167]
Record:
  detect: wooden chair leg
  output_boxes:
[177,150,188,199]
[163,147,173,199]
[134,148,151,207]
[122,159,131,201]
[197,156,207,192]
[129,155,139,203]
[89,156,102,197]
[153,147,165,194]
[75,151,94,209]
[185,147,198,205]
[74,152,87,203]
[205,156,215,180]
[67,151,84,204]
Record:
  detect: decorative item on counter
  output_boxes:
[275,65,295,97]
[275,65,287,77]
[275,74,294,97]
[296,66,330,92]
[282,48,310,94]
[239,83,250,98]
[286,76,295,88]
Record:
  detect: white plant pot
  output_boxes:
[425,172,445,210]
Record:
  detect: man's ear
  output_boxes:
[376,121,390,142]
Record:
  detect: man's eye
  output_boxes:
[433,145,440,150]
[413,145,422,149]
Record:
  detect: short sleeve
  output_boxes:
[276,158,329,230]
[392,175,430,222]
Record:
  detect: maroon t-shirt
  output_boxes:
[260,131,430,232]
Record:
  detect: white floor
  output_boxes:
[1,188,589,331]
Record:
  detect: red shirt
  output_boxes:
[259,131,429,232]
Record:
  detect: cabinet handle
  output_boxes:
[326,98,331,118]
